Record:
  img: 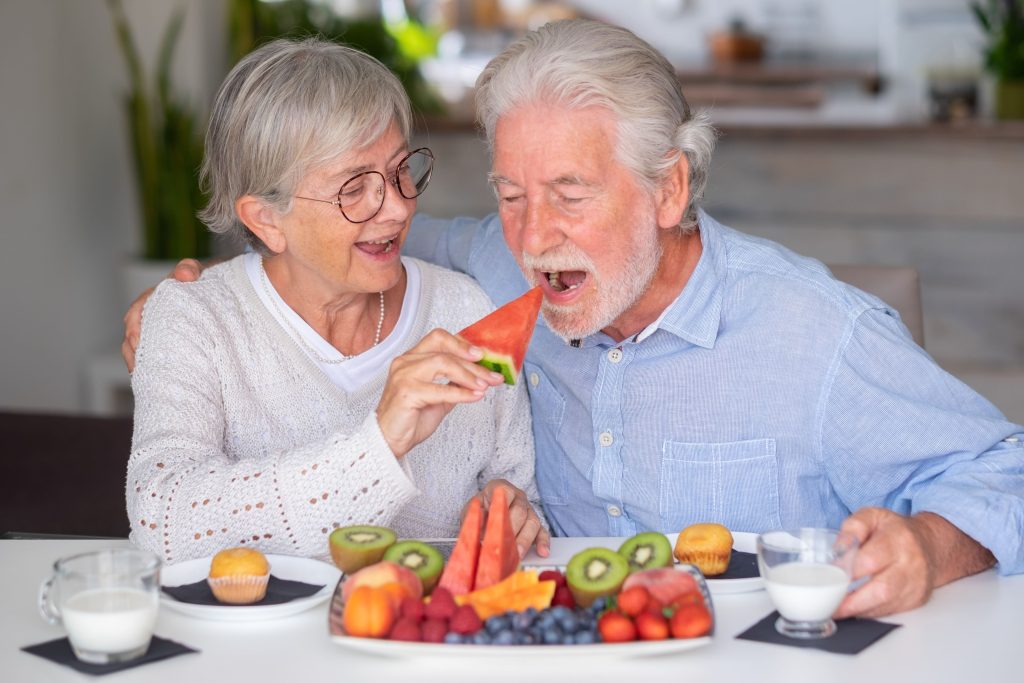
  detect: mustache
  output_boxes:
[521,245,596,274]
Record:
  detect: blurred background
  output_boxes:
[1,0,1022,423]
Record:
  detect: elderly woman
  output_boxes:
[127,38,544,564]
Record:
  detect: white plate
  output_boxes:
[521,532,763,596]
[160,554,340,621]
[330,633,710,659]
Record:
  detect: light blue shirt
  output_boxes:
[405,211,1024,574]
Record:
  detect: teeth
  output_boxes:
[546,271,581,293]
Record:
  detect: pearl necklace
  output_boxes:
[259,259,384,364]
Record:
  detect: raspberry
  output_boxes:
[538,569,567,587]
[448,604,483,635]
[422,617,448,643]
[551,584,576,609]
[424,587,457,620]
[399,596,425,621]
[389,616,423,642]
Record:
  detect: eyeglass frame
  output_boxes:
[293,147,434,224]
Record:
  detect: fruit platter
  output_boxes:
[326,489,716,656]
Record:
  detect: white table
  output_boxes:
[2,538,1016,682]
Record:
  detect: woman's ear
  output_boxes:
[236,195,287,254]
[655,153,690,230]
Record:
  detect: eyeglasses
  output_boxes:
[294,147,434,223]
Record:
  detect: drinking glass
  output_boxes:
[38,548,161,663]
[756,528,858,639]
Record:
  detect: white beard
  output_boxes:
[521,212,663,342]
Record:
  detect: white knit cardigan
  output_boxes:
[128,255,539,564]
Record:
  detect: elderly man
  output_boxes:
[124,20,1023,618]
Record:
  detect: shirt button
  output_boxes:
[607,505,622,517]
[529,372,539,387]
[607,348,623,363]
[1006,436,1020,444]
[599,431,614,447]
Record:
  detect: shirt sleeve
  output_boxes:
[126,283,420,563]
[820,306,1024,574]
[404,213,496,275]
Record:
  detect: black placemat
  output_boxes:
[21,636,197,675]
[162,574,324,606]
[736,611,900,654]
[718,549,759,579]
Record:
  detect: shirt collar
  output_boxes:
[633,209,725,349]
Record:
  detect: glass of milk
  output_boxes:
[38,548,161,663]
[756,528,859,639]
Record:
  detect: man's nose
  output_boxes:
[521,201,563,256]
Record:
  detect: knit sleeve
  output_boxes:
[478,379,546,529]
[127,283,419,564]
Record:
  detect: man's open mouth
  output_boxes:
[545,270,588,293]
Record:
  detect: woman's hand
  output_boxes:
[376,329,505,459]
[473,479,551,559]
[122,259,204,371]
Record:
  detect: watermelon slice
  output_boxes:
[473,486,521,591]
[437,496,484,596]
[458,287,543,385]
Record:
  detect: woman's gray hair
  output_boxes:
[199,37,412,252]
[475,19,716,232]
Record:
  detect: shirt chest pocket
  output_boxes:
[659,438,780,533]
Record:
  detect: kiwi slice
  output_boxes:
[382,540,445,594]
[617,531,673,573]
[328,525,396,574]
[565,547,629,608]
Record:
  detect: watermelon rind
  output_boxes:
[479,351,517,385]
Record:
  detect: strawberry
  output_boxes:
[538,569,567,587]
[634,611,670,641]
[424,587,457,620]
[670,603,712,639]
[616,585,650,617]
[448,604,483,635]
[422,617,448,643]
[389,616,423,642]
[551,584,576,609]
[399,596,425,622]
[598,611,637,643]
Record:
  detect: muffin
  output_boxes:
[674,523,733,577]
[207,547,270,604]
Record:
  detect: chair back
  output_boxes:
[828,265,924,347]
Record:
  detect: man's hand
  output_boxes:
[121,259,203,371]
[834,508,995,619]
[473,479,550,559]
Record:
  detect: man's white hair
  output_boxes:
[475,19,717,232]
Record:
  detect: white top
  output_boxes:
[128,255,539,564]
[6,538,1020,682]
[244,253,423,392]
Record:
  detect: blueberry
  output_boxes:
[512,610,536,630]
[493,629,516,645]
[485,615,510,635]
[556,611,579,633]
[472,631,492,645]
[541,627,563,645]
[518,632,537,645]
[590,596,609,613]
[574,630,597,645]
[443,632,464,644]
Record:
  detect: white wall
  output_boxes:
[0,0,224,413]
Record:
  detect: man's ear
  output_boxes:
[235,195,286,254]
[655,153,690,230]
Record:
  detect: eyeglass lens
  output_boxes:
[337,148,433,223]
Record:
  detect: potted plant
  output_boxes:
[107,0,210,302]
[972,0,1024,118]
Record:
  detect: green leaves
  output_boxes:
[107,0,210,260]
[972,0,1024,80]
